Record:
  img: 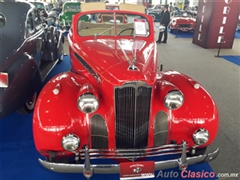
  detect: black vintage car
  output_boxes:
[0,1,64,118]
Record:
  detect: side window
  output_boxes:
[34,9,42,31]
[27,12,34,32]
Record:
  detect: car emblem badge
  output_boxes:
[133,167,142,173]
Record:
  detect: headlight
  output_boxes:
[77,93,99,114]
[193,128,209,145]
[172,21,177,26]
[164,90,184,110]
[62,134,80,151]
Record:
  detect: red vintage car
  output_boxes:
[33,2,219,179]
[169,10,196,32]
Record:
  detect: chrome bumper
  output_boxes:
[39,142,219,179]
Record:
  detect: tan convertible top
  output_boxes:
[119,3,145,13]
[81,2,145,13]
[81,2,106,12]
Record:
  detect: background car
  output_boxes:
[31,1,58,26]
[146,4,179,22]
[185,6,198,18]
[237,14,240,31]
[33,2,219,179]
[0,1,64,118]
[146,4,163,22]
[57,1,81,31]
[169,10,196,32]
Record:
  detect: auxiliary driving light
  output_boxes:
[62,134,80,151]
[193,128,209,145]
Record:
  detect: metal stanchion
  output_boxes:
[175,28,179,38]
[215,38,223,58]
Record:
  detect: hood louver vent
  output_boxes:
[74,52,101,83]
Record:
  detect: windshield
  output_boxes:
[64,4,81,13]
[106,5,119,10]
[33,2,45,9]
[78,12,150,37]
[174,11,192,17]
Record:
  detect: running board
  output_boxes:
[40,60,59,81]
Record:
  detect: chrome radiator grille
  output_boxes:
[178,24,191,28]
[115,82,152,149]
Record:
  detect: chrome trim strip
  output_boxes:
[39,144,219,177]
[57,30,63,49]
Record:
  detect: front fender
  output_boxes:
[0,53,41,118]
[33,72,94,155]
[156,70,219,147]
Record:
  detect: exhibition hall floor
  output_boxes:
[154,29,240,178]
[0,30,239,180]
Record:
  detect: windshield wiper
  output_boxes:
[94,26,114,39]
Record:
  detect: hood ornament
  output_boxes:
[117,40,138,71]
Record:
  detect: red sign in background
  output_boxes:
[193,0,240,49]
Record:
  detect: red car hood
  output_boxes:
[74,39,157,85]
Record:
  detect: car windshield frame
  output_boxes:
[77,10,151,38]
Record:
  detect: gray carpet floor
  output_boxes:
[154,29,240,176]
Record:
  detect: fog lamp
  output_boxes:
[193,128,209,145]
[62,134,80,151]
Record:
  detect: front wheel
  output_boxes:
[17,92,37,114]
[149,13,156,21]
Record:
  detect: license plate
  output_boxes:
[120,161,155,180]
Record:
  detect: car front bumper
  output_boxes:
[39,142,219,179]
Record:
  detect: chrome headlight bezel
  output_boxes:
[164,90,184,110]
[61,134,80,151]
[77,93,99,114]
[193,128,209,145]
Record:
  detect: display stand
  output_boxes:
[193,0,240,49]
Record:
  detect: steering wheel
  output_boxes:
[117,28,134,36]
